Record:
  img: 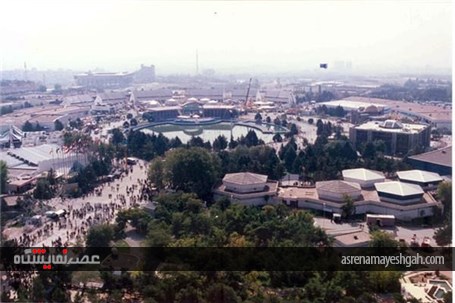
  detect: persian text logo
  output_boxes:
[14,248,100,270]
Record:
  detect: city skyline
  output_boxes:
[0,0,452,75]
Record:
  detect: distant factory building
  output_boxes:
[346,97,452,130]
[257,89,296,107]
[74,71,134,89]
[130,89,174,103]
[407,146,452,176]
[397,170,443,190]
[349,120,431,156]
[96,92,127,108]
[374,181,424,205]
[133,64,156,83]
[318,100,389,114]
[185,89,224,101]
[342,168,385,189]
[62,94,95,106]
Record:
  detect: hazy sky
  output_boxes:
[0,0,452,74]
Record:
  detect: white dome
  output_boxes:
[145,100,161,108]
[165,98,178,106]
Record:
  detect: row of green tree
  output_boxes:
[125,129,268,162]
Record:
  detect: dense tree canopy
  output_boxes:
[0,160,7,194]
[86,224,114,247]
[22,121,45,132]
[54,119,64,131]
[106,193,406,302]
[434,182,452,246]
[154,147,220,200]
[218,145,284,180]
[33,179,54,200]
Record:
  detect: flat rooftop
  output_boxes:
[148,106,181,112]
[408,146,452,168]
[319,100,387,111]
[75,72,133,77]
[278,187,438,209]
[354,120,428,134]
[334,231,371,246]
[346,97,452,122]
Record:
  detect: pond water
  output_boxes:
[429,280,452,292]
[142,122,275,144]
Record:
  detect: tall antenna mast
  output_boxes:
[196,49,199,75]
[24,62,28,81]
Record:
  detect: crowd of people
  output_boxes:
[7,160,151,248]
[2,160,152,300]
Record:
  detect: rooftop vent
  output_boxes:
[381,120,403,129]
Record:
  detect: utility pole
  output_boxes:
[24,62,28,81]
[196,49,199,75]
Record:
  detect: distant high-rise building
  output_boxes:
[349,120,431,156]
[333,61,345,70]
[134,64,156,83]
[74,71,134,89]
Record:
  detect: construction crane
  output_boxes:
[245,77,252,107]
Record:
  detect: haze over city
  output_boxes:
[0,0,452,75]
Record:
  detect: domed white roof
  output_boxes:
[342,168,385,181]
[397,170,442,183]
[165,98,178,106]
[316,180,361,194]
[223,172,267,185]
[144,100,161,108]
[375,181,424,197]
